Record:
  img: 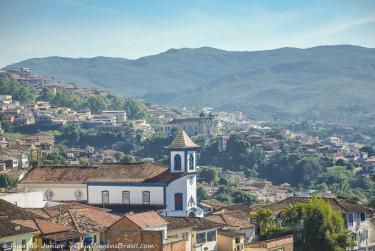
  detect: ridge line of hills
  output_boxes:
[4,45,375,126]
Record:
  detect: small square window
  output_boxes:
[197,232,206,244]
[207,230,216,242]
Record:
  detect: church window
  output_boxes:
[142,191,150,204]
[122,191,130,204]
[174,154,181,171]
[189,154,194,170]
[175,193,183,211]
[102,191,109,205]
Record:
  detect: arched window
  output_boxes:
[142,191,150,205]
[102,191,109,205]
[175,193,183,211]
[174,154,182,171]
[189,154,194,171]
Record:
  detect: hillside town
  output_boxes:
[0,68,374,251]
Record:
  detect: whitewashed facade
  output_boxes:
[18,130,204,217]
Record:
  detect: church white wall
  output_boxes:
[164,122,199,136]
[165,176,188,216]
[87,185,164,205]
[164,174,198,217]
[0,191,46,208]
[17,183,87,201]
[186,175,197,211]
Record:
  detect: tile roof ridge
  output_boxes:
[67,210,81,233]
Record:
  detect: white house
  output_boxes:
[18,130,204,217]
[164,112,218,137]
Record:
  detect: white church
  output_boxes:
[18,130,204,217]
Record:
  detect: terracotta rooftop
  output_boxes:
[44,202,110,217]
[19,166,99,184]
[86,163,184,183]
[199,199,226,211]
[206,211,255,229]
[20,163,185,184]
[264,197,368,215]
[51,210,106,233]
[25,208,53,219]
[166,130,200,149]
[50,207,120,233]
[124,211,167,229]
[162,216,223,231]
[0,220,37,237]
[218,229,245,238]
[11,218,71,235]
[0,199,41,220]
[35,218,71,234]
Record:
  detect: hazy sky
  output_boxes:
[0,0,374,67]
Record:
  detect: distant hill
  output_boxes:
[4,45,375,125]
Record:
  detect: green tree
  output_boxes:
[200,167,219,183]
[197,186,208,201]
[42,150,67,165]
[301,197,354,251]
[0,75,37,102]
[85,96,109,114]
[124,99,146,119]
[218,177,228,185]
[232,190,257,205]
[38,87,55,101]
[0,174,18,188]
[250,208,278,237]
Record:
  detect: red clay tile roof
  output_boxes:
[162,216,223,231]
[44,202,110,217]
[20,163,185,184]
[124,211,167,229]
[19,166,99,184]
[25,208,51,219]
[0,199,41,220]
[75,208,120,227]
[34,218,71,234]
[264,197,368,215]
[12,218,72,235]
[218,229,245,238]
[51,210,105,233]
[200,199,226,211]
[206,212,255,229]
[0,220,37,237]
[166,130,200,149]
[86,163,183,183]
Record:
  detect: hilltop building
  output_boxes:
[18,131,204,217]
[164,112,219,136]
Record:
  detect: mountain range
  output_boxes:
[4,45,375,125]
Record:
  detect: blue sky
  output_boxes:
[0,0,374,67]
